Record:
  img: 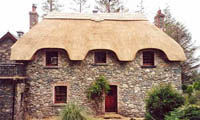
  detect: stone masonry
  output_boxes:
[0,37,16,63]
[0,80,13,120]
[25,48,182,119]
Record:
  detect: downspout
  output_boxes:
[12,80,16,120]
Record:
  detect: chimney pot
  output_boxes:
[93,10,98,13]
[16,31,24,38]
[32,4,37,12]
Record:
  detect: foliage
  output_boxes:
[136,0,144,14]
[95,0,127,13]
[87,76,110,114]
[70,0,89,13]
[193,80,200,90]
[185,90,200,106]
[163,7,200,85]
[182,84,188,92]
[165,105,200,120]
[145,84,185,120]
[87,76,110,101]
[185,85,194,95]
[184,79,200,105]
[60,103,90,120]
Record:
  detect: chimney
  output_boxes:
[16,31,24,38]
[29,4,38,29]
[93,10,98,13]
[154,9,165,31]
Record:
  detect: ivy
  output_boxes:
[86,75,110,114]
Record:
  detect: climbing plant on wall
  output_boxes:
[87,75,110,115]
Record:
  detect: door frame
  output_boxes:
[103,83,119,113]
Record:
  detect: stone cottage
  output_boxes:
[0,6,186,120]
[9,11,186,119]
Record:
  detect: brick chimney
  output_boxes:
[29,4,38,29]
[154,9,165,30]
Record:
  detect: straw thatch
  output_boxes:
[11,13,186,61]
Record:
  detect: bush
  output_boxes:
[60,103,90,120]
[185,85,194,95]
[193,80,200,90]
[87,76,110,100]
[87,76,110,114]
[165,105,200,120]
[185,90,200,105]
[182,84,188,92]
[145,84,185,120]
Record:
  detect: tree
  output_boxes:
[70,0,89,13]
[95,0,127,13]
[42,0,63,15]
[136,0,144,14]
[163,7,200,85]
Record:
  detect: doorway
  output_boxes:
[105,85,117,112]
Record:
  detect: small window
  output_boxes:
[46,51,58,66]
[94,51,107,63]
[55,86,67,104]
[143,51,154,66]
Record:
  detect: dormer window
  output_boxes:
[143,51,155,67]
[46,51,58,66]
[94,51,107,63]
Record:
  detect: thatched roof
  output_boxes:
[11,13,186,61]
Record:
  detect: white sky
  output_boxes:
[0,0,199,56]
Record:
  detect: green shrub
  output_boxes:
[87,76,110,100]
[60,103,90,120]
[87,76,110,114]
[185,85,194,95]
[165,105,200,120]
[145,84,185,120]
[193,80,200,90]
[185,90,200,105]
[182,84,188,92]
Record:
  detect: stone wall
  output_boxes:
[25,49,182,119]
[15,82,26,120]
[0,80,13,120]
[0,38,15,63]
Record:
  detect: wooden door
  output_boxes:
[105,85,117,112]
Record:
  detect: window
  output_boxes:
[143,51,154,66]
[54,86,67,104]
[46,51,58,66]
[94,51,107,63]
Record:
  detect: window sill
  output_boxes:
[92,63,108,66]
[141,65,156,68]
[43,66,60,69]
[52,103,67,107]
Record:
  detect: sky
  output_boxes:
[0,0,199,56]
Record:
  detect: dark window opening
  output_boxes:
[55,86,67,104]
[94,51,107,63]
[46,51,58,66]
[143,51,154,66]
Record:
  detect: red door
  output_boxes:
[105,85,117,112]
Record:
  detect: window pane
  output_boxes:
[55,86,67,103]
[46,51,58,66]
[143,51,154,66]
[95,51,106,63]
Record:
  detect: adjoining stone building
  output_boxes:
[9,11,186,119]
[0,32,26,120]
